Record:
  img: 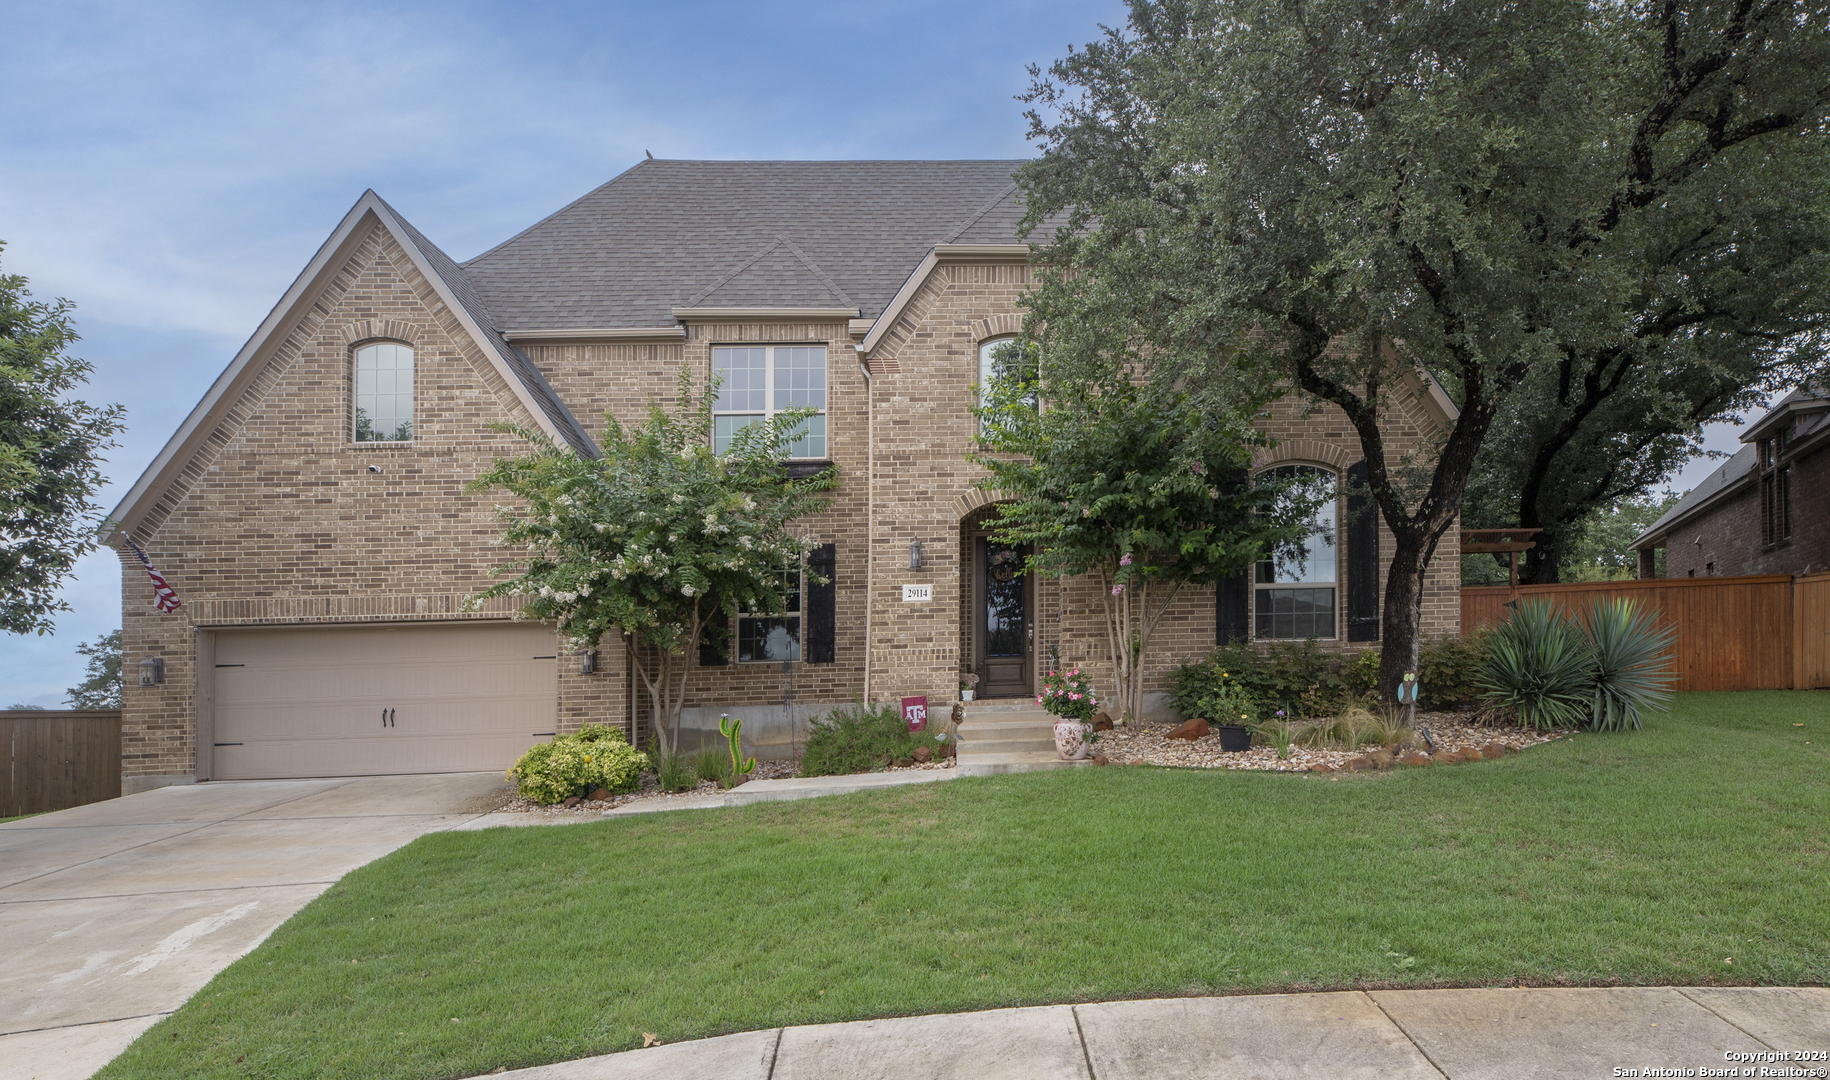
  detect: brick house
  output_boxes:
[1632,386,1830,580]
[106,160,1462,792]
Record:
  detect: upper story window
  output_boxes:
[1254,464,1338,640]
[1760,428,1791,545]
[977,337,1036,437]
[354,342,414,442]
[712,345,826,458]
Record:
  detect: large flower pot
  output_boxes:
[1215,724,1253,752]
[1053,719,1091,760]
[960,690,974,701]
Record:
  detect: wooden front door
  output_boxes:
[973,535,1033,698]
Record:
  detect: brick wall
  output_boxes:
[120,223,629,786]
[1662,442,1830,578]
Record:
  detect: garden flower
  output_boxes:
[1119,553,1132,566]
[1112,586,1123,595]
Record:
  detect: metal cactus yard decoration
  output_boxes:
[719,714,756,786]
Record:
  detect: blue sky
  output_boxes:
[0,0,1758,704]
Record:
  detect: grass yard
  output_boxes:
[101,691,1829,1080]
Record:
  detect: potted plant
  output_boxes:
[1038,667,1098,759]
[959,672,979,701]
[1197,685,1259,752]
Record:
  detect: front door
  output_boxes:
[974,536,1032,697]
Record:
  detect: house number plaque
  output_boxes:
[902,584,932,602]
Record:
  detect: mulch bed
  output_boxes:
[1091,711,1563,773]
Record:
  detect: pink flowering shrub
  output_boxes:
[1038,667,1099,721]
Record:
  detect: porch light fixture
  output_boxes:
[908,538,923,570]
[579,650,597,675]
[138,657,164,687]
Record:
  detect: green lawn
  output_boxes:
[101,691,1829,1080]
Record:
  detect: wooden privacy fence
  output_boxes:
[2,710,121,817]
[1463,574,1830,692]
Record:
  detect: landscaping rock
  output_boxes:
[1462,746,1488,761]
[1308,762,1336,773]
[1093,753,1110,766]
[1364,748,1398,769]
[941,741,957,759]
[894,756,913,768]
[1484,742,1511,759]
[1092,713,1115,732]
[588,787,611,802]
[1399,750,1432,767]
[563,796,582,808]
[1432,751,1464,764]
[1344,755,1377,771]
[1165,718,1210,741]
[912,746,932,763]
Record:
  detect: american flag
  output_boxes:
[125,537,183,613]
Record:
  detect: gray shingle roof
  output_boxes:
[379,195,596,454]
[461,159,1032,329]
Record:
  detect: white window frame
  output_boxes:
[711,344,827,459]
[735,563,804,664]
[352,342,414,443]
[1253,464,1340,641]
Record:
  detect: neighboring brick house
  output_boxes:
[1632,386,1830,581]
[107,159,1462,792]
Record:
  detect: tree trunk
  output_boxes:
[1378,532,1427,708]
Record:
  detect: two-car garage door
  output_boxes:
[209,623,558,781]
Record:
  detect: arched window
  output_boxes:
[976,337,1035,436]
[1254,464,1338,639]
[353,343,414,442]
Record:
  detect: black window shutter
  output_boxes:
[699,616,728,667]
[1216,464,1253,644]
[805,542,837,664]
[1217,572,1250,645]
[1346,460,1381,642]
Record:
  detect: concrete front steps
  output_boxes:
[954,699,1092,776]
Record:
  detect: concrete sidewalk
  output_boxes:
[451,767,958,829]
[491,986,1829,1080]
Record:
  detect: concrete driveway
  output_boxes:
[0,773,510,1080]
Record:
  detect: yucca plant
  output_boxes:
[1580,598,1677,731]
[1477,600,1594,729]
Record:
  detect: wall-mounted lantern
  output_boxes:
[908,538,924,570]
[138,657,165,687]
[579,650,598,675]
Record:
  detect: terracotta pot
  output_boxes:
[1053,718,1091,760]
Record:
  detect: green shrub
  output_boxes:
[1581,599,1677,731]
[508,724,648,804]
[1477,598,1675,732]
[1341,648,1381,696]
[1417,631,1490,709]
[1478,600,1598,729]
[1195,685,1260,727]
[1169,639,1350,719]
[800,700,946,777]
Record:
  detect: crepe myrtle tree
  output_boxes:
[469,370,837,757]
[972,340,1323,726]
[1016,0,1830,701]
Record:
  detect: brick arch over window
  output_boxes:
[969,313,1023,344]
[334,319,426,349]
[950,487,1008,522]
[1252,439,1354,473]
